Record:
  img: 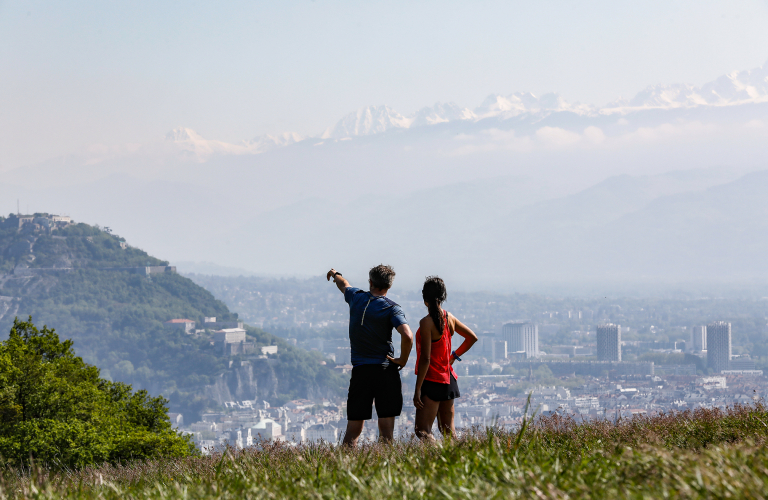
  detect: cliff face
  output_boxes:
[205,359,280,404]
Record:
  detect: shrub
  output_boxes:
[0,317,196,468]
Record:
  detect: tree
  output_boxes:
[0,317,196,468]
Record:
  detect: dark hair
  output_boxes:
[369,264,396,290]
[422,276,447,333]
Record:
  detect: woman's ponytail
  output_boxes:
[422,276,448,333]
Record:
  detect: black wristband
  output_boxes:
[334,272,342,277]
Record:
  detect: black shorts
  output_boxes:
[421,374,460,402]
[347,363,403,420]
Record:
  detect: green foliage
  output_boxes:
[0,317,195,468]
[3,404,768,497]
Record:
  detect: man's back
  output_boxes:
[345,287,407,366]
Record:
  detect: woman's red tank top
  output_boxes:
[415,310,457,384]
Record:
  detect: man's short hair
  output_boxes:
[369,264,396,290]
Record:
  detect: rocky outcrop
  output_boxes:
[204,358,279,404]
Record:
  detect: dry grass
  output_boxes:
[3,403,768,499]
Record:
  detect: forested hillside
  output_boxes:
[0,214,345,420]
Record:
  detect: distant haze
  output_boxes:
[2,2,768,293]
[2,1,768,166]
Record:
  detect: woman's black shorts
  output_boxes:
[421,374,460,402]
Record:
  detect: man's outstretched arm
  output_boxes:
[326,268,350,293]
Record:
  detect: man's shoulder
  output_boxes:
[344,287,364,304]
[374,295,400,309]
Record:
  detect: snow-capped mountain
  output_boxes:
[604,59,768,112]
[411,102,476,127]
[163,59,768,153]
[164,128,304,159]
[322,105,412,139]
[247,132,304,152]
[323,93,591,138]
[164,127,253,158]
[472,92,592,119]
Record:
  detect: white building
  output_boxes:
[261,345,278,355]
[691,325,707,352]
[502,321,539,358]
[478,338,508,361]
[214,328,247,355]
[285,426,306,443]
[190,421,218,433]
[197,440,218,455]
[167,413,184,427]
[164,319,196,333]
[698,376,727,390]
[250,419,282,442]
[574,397,600,409]
[219,429,244,449]
[305,423,339,444]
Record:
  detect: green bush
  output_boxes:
[0,317,195,468]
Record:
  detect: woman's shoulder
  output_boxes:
[445,311,456,331]
[419,315,434,328]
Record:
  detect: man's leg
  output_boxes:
[373,364,403,443]
[415,396,440,441]
[377,417,396,442]
[345,365,374,447]
[343,420,364,447]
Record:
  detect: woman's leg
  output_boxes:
[437,399,455,438]
[414,396,440,441]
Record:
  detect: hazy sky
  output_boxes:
[2,0,768,169]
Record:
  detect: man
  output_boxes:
[326,264,413,446]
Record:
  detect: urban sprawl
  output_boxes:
[172,317,763,454]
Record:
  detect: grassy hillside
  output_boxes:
[3,404,768,498]
[0,215,345,419]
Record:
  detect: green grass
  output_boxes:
[4,404,768,499]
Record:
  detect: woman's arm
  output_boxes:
[449,313,478,363]
[413,317,433,410]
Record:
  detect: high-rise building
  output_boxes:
[502,321,539,358]
[707,321,731,373]
[596,324,621,361]
[691,325,707,352]
[493,340,508,361]
[479,338,509,361]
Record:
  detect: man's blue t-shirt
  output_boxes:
[344,287,408,367]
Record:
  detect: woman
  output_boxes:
[413,276,477,440]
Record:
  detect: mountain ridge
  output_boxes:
[27,58,761,159]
